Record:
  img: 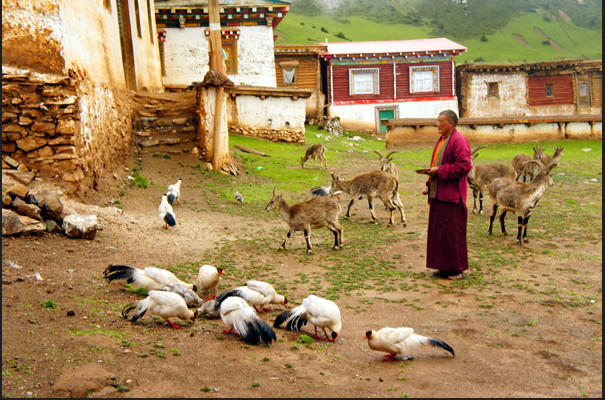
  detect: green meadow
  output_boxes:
[275,11,602,63]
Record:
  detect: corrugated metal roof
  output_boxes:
[323,38,467,56]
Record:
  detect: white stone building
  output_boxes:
[155,0,290,88]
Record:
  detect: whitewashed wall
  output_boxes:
[58,0,125,87]
[463,73,580,118]
[162,25,276,87]
[463,73,527,118]
[330,99,459,134]
[234,95,305,130]
[235,26,276,87]
[59,0,162,90]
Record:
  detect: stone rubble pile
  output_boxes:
[2,173,97,239]
[309,115,343,137]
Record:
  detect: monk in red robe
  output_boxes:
[421,110,472,280]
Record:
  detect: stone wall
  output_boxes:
[226,93,306,144]
[2,66,133,195]
[229,126,305,144]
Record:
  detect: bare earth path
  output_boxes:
[2,139,602,398]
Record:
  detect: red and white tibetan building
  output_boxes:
[320,38,467,134]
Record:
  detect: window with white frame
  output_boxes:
[409,66,439,93]
[349,68,379,95]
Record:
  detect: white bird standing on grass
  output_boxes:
[364,327,455,361]
[103,264,197,292]
[167,178,182,205]
[235,190,243,203]
[122,290,197,329]
[159,194,176,229]
[219,296,277,346]
[274,295,341,342]
[215,280,288,313]
[196,265,225,300]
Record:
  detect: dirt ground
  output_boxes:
[2,137,602,398]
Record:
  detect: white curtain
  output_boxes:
[283,68,296,84]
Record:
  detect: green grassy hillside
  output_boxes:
[275,9,602,64]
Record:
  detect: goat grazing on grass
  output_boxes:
[329,171,406,227]
[265,188,343,254]
[541,146,564,166]
[467,145,517,214]
[374,150,399,179]
[487,160,558,246]
[301,143,327,169]
[512,145,544,182]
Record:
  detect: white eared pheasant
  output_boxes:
[122,290,197,329]
[103,264,197,292]
[167,178,182,205]
[215,280,287,313]
[159,194,176,229]
[196,299,221,319]
[274,295,341,342]
[161,282,203,308]
[196,265,225,300]
[364,327,455,361]
[219,296,277,346]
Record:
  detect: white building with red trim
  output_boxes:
[319,38,467,135]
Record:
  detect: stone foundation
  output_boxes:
[229,126,305,144]
[386,121,602,148]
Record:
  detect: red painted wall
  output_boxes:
[528,75,574,106]
[330,63,394,102]
[396,61,453,99]
[329,61,453,103]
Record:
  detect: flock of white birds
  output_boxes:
[134,177,455,360]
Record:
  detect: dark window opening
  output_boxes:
[134,0,142,38]
[545,84,554,97]
[146,0,154,43]
[487,82,499,98]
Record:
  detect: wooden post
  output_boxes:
[208,0,229,172]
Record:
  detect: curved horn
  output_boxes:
[522,159,545,168]
[471,145,488,155]
[545,161,559,173]
[385,150,399,159]
[373,150,384,158]
[272,187,276,196]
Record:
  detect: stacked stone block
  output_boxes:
[2,66,80,180]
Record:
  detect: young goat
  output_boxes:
[512,145,544,182]
[301,143,327,169]
[540,146,564,166]
[467,145,517,214]
[265,188,343,254]
[487,160,558,245]
[329,171,406,227]
[374,150,399,179]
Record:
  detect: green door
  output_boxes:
[378,109,395,134]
